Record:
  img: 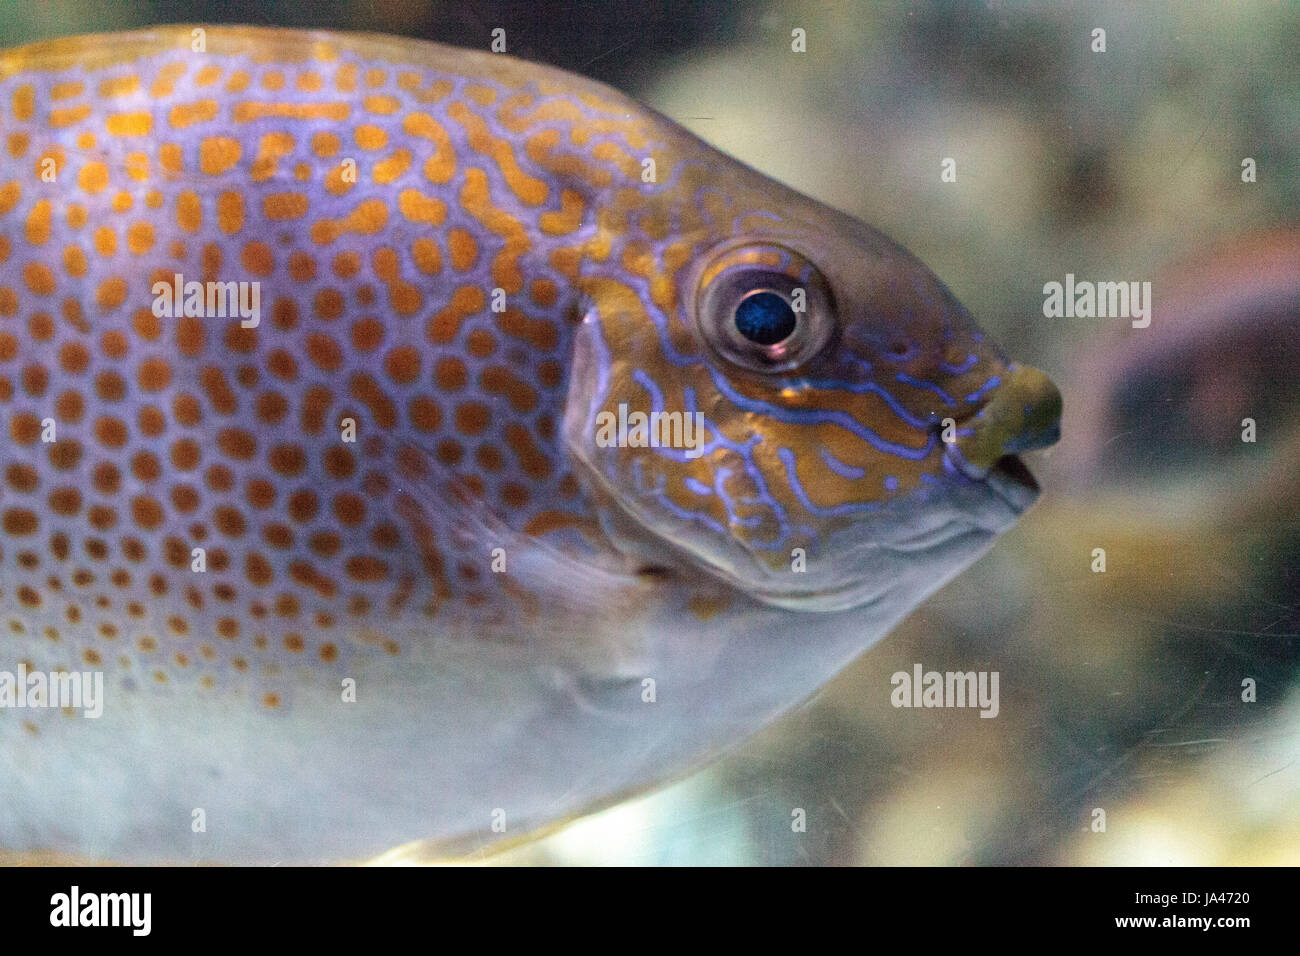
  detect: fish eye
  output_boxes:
[695,243,835,374]
[734,290,797,345]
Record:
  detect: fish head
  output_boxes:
[564,148,1061,613]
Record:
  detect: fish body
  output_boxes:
[0,26,1060,862]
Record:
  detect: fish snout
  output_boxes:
[946,363,1062,490]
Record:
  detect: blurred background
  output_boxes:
[6,0,1298,864]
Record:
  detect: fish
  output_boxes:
[0,25,1061,863]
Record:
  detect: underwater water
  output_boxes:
[0,0,1297,866]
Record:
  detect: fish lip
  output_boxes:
[943,441,1041,515]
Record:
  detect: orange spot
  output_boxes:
[354,124,388,151]
[2,509,38,535]
[384,347,421,384]
[403,112,456,184]
[350,372,397,428]
[395,188,447,227]
[25,200,51,246]
[282,251,316,281]
[98,75,140,98]
[129,154,151,183]
[448,228,478,271]
[308,198,388,245]
[94,227,116,256]
[467,329,496,358]
[200,136,242,175]
[448,101,548,206]
[159,143,183,173]
[50,81,84,100]
[251,131,295,181]
[305,334,343,372]
[263,192,310,220]
[312,131,340,158]
[106,112,152,137]
[435,357,467,391]
[137,358,172,392]
[10,85,33,120]
[351,318,385,352]
[364,94,401,114]
[23,263,56,295]
[459,168,530,293]
[169,100,220,129]
[495,308,559,351]
[426,285,485,344]
[539,189,586,236]
[217,191,245,234]
[345,555,388,582]
[313,288,345,320]
[481,365,538,412]
[232,101,349,123]
[454,401,491,436]
[373,149,412,184]
[151,62,187,98]
[195,65,223,87]
[411,238,442,275]
[371,247,422,315]
[78,162,110,194]
[176,191,202,232]
[126,221,154,255]
[50,105,92,128]
[63,245,88,278]
[409,396,441,431]
[531,279,558,307]
[0,182,20,216]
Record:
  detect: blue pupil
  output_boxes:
[734,291,796,346]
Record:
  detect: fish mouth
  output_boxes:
[944,442,1041,515]
[989,453,1040,501]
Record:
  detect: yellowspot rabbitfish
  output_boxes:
[0,26,1061,862]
